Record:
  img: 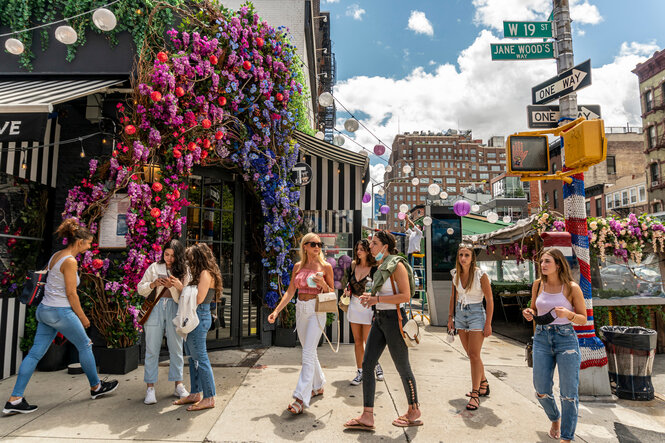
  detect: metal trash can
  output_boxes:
[600,326,657,401]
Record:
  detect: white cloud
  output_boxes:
[346,4,366,21]
[323,0,340,3]
[570,0,602,25]
[407,10,434,37]
[428,60,436,66]
[472,0,602,31]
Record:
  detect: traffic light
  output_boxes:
[506,135,550,174]
[562,119,607,169]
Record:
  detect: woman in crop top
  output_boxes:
[268,232,334,415]
[4,219,118,417]
[173,243,222,412]
[522,248,587,442]
[447,243,494,411]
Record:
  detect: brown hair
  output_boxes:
[56,218,93,245]
[538,247,574,301]
[353,239,376,267]
[454,243,478,289]
[186,243,223,300]
[373,230,398,255]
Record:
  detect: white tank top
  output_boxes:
[375,278,403,310]
[42,253,79,308]
[451,268,486,307]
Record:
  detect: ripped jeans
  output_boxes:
[12,304,100,397]
[533,324,581,441]
[184,303,215,399]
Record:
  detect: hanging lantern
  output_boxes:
[471,235,479,243]
[4,38,24,55]
[446,227,454,235]
[54,25,78,45]
[92,8,117,31]
[385,165,392,173]
[439,191,448,199]
[398,212,406,220]
[428,183,441,196]
[453,200,471,217]
[471,204,480,212]
[377,188,385,196]
[362,192,372,203]
[487,212,499,224]
[402,164,412,174]
[503,215,512,223]
[380,205,390,215]
[411,177,419,186]
[373,144,385,156]
[344,118,359,132]
[333,135,345,146]
[318,92,334,107]
[399,204,409,213]
[315,131,325,140]
[423,216,433,226]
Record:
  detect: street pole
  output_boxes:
[554,0,612,397]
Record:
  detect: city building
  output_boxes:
[633,48,665,213]
[540,129,646,216]
[383,130,506,229]
[480,173,531,221]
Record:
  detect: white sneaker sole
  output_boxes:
[144,399,157,405]
[91,382,119,400]
[350,380,362,386]
[2,407,38,415]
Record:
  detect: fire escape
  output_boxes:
[317,13,336,143]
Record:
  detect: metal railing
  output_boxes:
[605,125,643,134]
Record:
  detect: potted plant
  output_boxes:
[274,301,297,347]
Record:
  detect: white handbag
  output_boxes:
[389,275,421,347]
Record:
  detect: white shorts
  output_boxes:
[347,296,373,325]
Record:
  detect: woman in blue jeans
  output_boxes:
[3,218,118,415]
[523,248,587,442]
[173,243,222,411]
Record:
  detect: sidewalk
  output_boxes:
[1,326,664,442]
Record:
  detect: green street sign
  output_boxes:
[503,21,553,38]
[491,42,554,60]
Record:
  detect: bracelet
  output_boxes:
[377,296,381,303]
[568,313,575,321]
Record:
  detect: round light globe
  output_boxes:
[344,118,359,132]
[315,131,325,140]
[402,164,412,174]
[92,8,117,31]
[385,165,392,173]
[333,135,345,146]
[423,216,433,226]
[379,204,390,215]
[318,92,334,107]
[439,191,448,199]
[399,204,409,213]
[54,25,78,45]
[377,188,385,196]
[487,212,499,224]
[428,183,440,196]
[411,177,419,186]
[5,38,24,55]
[446,227,454,235]
[398,212,406,220]
[503,215,512,223]
[471,204,480,212]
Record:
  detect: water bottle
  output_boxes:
[365,278,373,294]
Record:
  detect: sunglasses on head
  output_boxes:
[306,241,324,248]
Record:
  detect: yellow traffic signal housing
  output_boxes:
[561,119,607,169]
[506,135,550,174]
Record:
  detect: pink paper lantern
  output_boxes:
[380,204,390,215]
[373,144,385,156]
[453,200,471,217]
[398,212,406,220]
[362,192,371,203]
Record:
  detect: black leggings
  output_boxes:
[362,308,418,408]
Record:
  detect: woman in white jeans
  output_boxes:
[137,239,189,404]
[268,232,334,415]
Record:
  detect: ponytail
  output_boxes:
[56,218,93,245]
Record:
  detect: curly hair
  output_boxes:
[353,239,377,267]
[55,218,93,245]
[186,243,223,300]
[160,239,186,281]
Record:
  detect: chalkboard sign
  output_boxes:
[507,135,549,173]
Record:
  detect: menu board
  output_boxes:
[507,135,549,173]
[98,194,129,249]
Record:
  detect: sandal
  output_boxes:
[344,418,375,431]
[392,415,424,427]
[173,394,201,405]
[287,400,303,415]
[311,388,324,397]
[466,390,480,411]
[548,421,561,439]
[186,400,215,411]
[466,379,490,397]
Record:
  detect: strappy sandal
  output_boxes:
[311,388,324,397]
[466,379,490,397]
[466,390,480,411]
[186,400,215,411]
[287,400,303,415]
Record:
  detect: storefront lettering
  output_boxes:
[0,113,49,142]
[0,120,22,136]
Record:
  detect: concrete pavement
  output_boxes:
[1,326,664,442]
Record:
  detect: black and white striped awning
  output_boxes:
[295,131,369,211]
[0,78,125,113]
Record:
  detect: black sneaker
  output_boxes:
[90,379,119,399]
[3,398,38,415]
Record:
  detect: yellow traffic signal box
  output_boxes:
[562,119,606,169]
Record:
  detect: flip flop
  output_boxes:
[186,401,215,411]
[173,395,201,405]
[344,418,375,431]
[392,415,423,428]
[548,427,561,439]
[312,388,324,397]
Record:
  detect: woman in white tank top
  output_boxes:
[4,219,118,416]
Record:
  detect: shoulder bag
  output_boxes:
[138,286,170,326]
[313,274,340,353]
[19,269,48,306]
[390,275,421,347]
[338,263,354,312]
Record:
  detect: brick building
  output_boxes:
[633,48,665,213]
[384,130,506,229]
[540,130,645,217]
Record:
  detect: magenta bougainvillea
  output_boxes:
[62,2,307,346]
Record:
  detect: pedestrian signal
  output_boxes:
[507,135,549,173]
[562,119,606,169]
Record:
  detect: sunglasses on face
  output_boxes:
[306,241,324,248]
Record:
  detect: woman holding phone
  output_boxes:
[137,239,189,405]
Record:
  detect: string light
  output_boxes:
[79,138,86,158]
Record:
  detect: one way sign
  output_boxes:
[532,59,592,105]
[527,104,601,128]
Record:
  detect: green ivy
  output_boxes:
[289,60,315,135]
[19,305,38,352]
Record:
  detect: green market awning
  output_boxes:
[462,215,511,236]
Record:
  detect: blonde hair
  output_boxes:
[299,232,327,267]
[454,244,478,289]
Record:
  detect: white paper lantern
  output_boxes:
[54,25,78,45]
[439,191,448,199]
[315,131,325,140]
[344,118,359,132]
[332,135,345,146]
[471,204,480,212]
[503,215,512,223]
[377,188,385,196]
[423,216,433,226]
[402,164,412,174]
[471,235,478,242]
[487,212,499,224]
[446,227,454,235]
[92,8,117,31]
[385,165,392,173]
[428,183,441,196]
[411,177,419,186]
[318,92,334,107]
[4,38,24,55]
[399,204,409,213]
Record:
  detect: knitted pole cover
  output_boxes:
[562,170,608,369]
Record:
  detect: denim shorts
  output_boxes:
[454,302,486,331]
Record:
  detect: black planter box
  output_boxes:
[36,343,69,372]
[274,327,297,347]
[93,344,139,374]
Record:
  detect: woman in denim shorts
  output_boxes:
[447,244,493,411]
[523,248,587,442]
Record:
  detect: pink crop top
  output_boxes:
[294,268,321,295]
[536,284,574,325]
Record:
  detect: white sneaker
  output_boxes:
[351,369,363,386]
[375,363,384,381]
[174,383,189,398]
[144,387,157,405]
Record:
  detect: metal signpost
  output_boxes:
[531,59,592,105]
[527,104,601,128]
[491,42,554,60]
